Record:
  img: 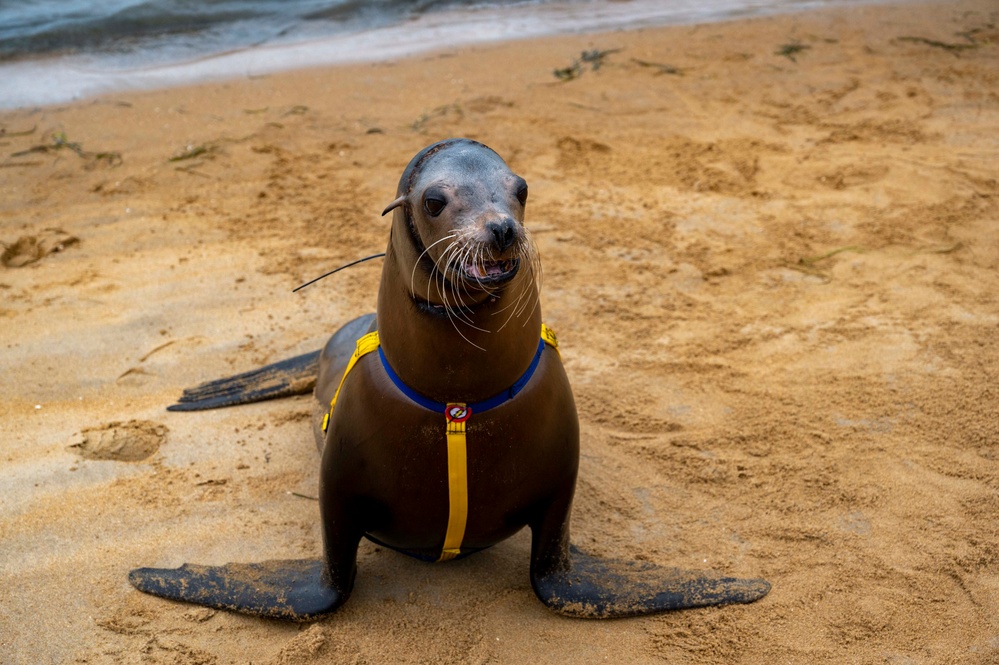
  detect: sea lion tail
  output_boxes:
[167,350,321,411]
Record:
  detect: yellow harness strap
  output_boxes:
[322,325,559,562]
[439,404,471,561]
[320,330,381,434]
[541,323,559,355]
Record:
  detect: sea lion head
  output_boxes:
[382,139,534,304]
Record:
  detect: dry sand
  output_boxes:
[2,1,998,662]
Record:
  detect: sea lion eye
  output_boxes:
[424,196,447,217]
[516,184,528,206]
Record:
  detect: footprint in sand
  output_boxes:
[69,420,168,462]
[1,228,79,268]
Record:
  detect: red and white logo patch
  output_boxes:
[446,404,471,423]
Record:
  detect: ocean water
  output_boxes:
[0,0,882,109]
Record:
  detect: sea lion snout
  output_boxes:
[487,217,518,252]
[455,212,527,286]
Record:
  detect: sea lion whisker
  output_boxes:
[498,263,536,331]
[438,241,481,327]
[529,250,544,299]
[486,240,535,334]
[409,234,453,298]
[492,270,534,333]
[438,241,482,327]
[411,232,458,300]
[490,241,534,316]
[494,292,523,332]
[437,247,489,345]
[450,233,490,303]
[518,250,543,319]
[491,265,528,318]
[453,241,499,334]
[521,234,544,316]
[452,245,477,305]
[493,240,540,325]
[471,244,489,291]
[518,288,543,327]
[440,252,467,321]
[429,242,453,311]
[526,229,543,290]
[293,252,386,293]
[445,307,487,350]
[434,243,490,334]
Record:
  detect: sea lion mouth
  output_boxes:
[461,257,520,285]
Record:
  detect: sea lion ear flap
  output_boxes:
[382,196,406,216]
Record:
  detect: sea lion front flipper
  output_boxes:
[531,545,771,618]
[128,559,344,621]
[167,350,322,411]
[529,489,770,618]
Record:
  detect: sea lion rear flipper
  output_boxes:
[167,350,322,411]
[128,559,343,621]
[167,313,377,412]
[531,545,770,618]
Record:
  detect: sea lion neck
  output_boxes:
[376,240,542,404]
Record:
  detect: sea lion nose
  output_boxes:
[487,218,517,252]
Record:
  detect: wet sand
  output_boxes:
[1,0,997,662]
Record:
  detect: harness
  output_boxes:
[321,324,560,562]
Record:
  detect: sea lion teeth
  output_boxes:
[463,257,519,283]
[467,259,506,277]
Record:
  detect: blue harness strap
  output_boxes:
[377,337,547,417]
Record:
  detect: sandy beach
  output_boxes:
[2,0,998,662]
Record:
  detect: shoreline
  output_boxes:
[2,0,998,662]
[1,0,908,110]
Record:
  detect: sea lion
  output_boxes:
[129,138,770,620]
